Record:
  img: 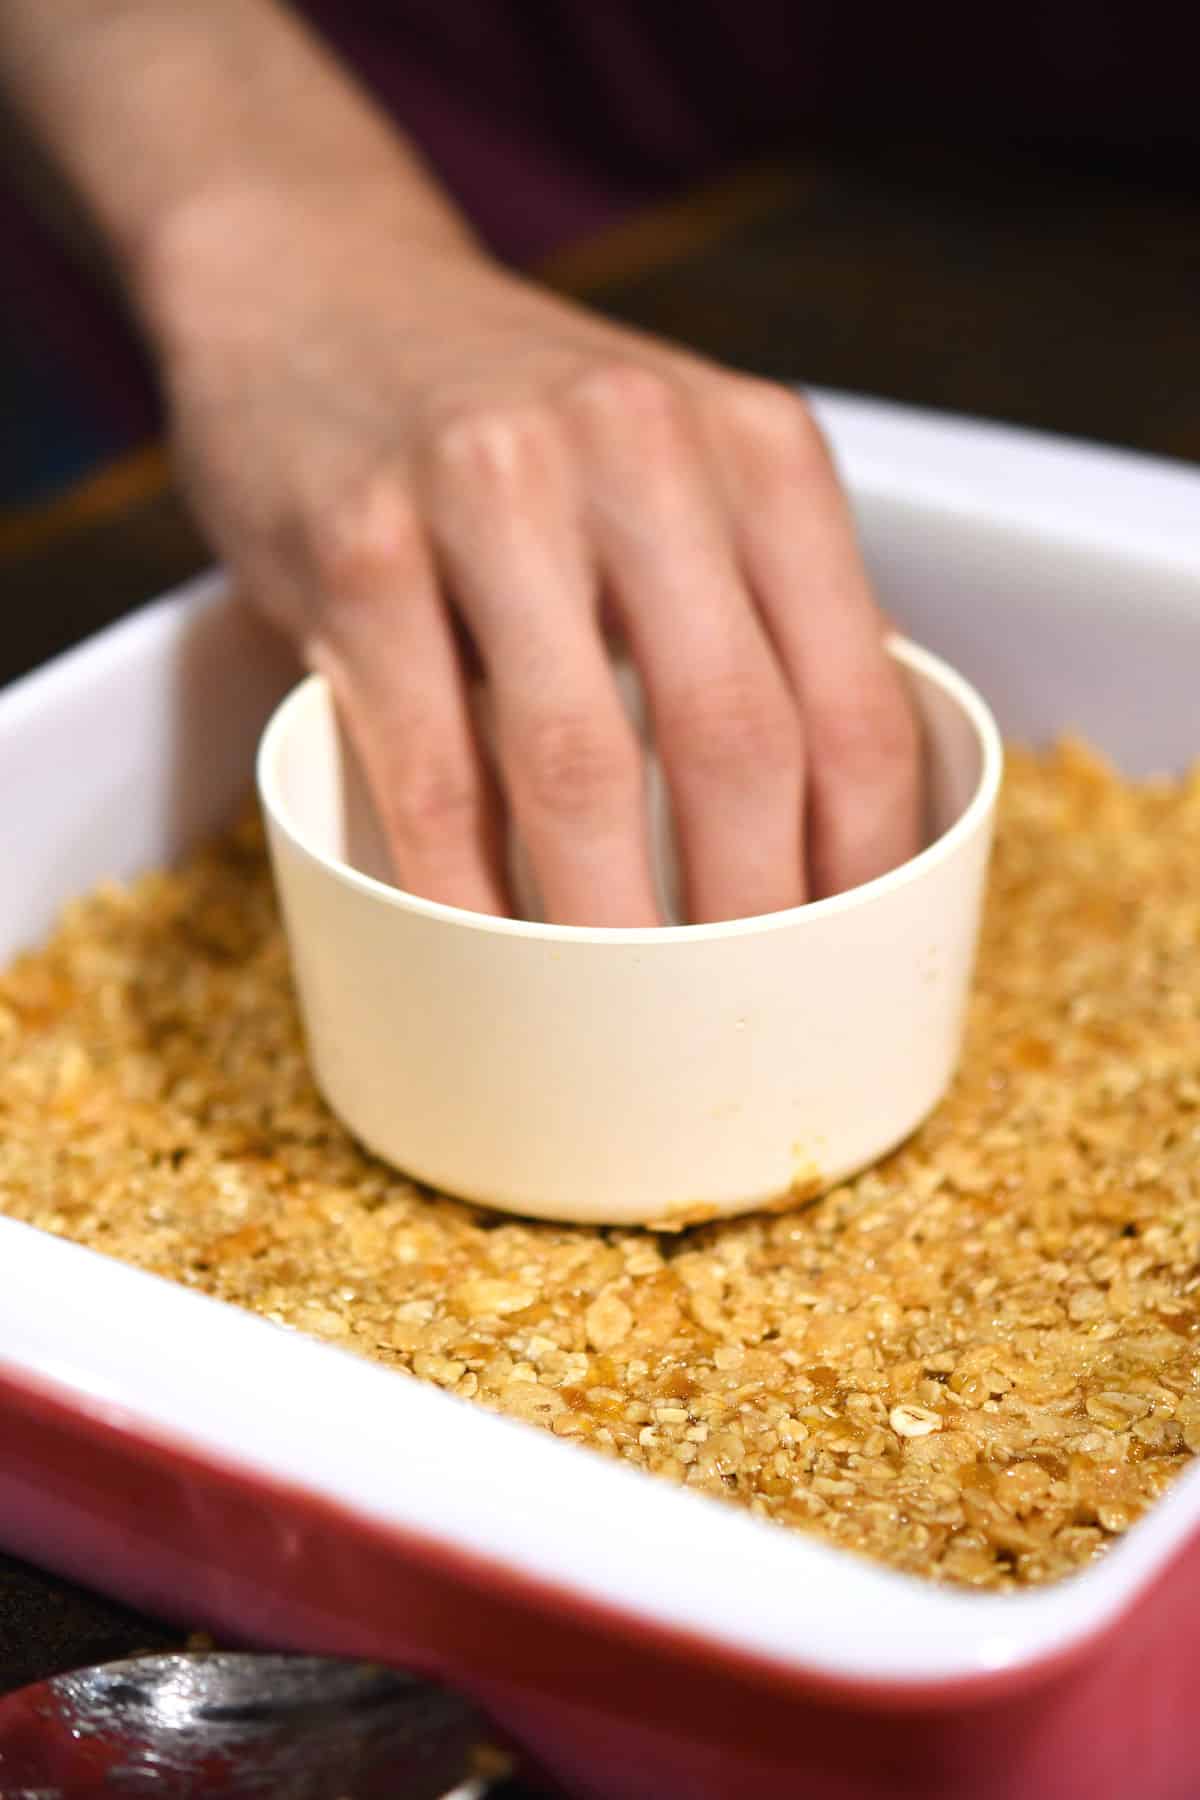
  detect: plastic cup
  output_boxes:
[257,639,1001,1227]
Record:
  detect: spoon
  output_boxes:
[0,1650,497,1797]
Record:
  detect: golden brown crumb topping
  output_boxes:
[2,741,1200,1590]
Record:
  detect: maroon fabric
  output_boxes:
[302,1,1199,262]
[300,0,818,260]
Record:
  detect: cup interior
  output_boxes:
[263,641,992,929]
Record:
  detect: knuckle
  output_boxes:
[307,475,420,599]
[428,403,557,491]
[519,712,638,821]
[386,754,480,845]
[671,671,797,780]
[818,683,920,789]
[726,380,831,477]
[566,360,687,439]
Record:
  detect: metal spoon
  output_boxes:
[0,1650,497,1798]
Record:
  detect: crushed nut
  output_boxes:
[889,1404,943,1439]
[585,1290,633,1351]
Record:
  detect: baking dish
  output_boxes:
[1,391,1198,1800]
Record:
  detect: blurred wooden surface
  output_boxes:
[2,138,1197,689]
[1,134,1197,1725]
[549,142,1199,462]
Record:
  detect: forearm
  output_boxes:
[0,0,475,305]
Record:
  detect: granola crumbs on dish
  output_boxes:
[2,740,1200,1592]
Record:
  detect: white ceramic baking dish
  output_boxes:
[1,392,1198,1800]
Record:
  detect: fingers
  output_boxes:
[422,404,660,927]
[564,363,806,923]
[708,381,923,899]
[300,373,918,931]
[303,475,510,916]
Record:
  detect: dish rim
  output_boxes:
[3,389,1200,1704]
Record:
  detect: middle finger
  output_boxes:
[566,363,807,923]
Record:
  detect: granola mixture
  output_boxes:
[2,742,1199,1590]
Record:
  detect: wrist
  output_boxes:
[0,0,479,354]
[135,170,482,370]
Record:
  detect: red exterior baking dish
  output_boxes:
[2,394,1199,1800]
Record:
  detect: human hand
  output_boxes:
[150,189,921,926]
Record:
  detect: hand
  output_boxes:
[150,188,921,925]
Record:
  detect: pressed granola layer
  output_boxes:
[2,742,1200,1589]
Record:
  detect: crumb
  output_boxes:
[3,742,1200,1590]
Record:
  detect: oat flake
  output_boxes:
[3,741,1200,1591]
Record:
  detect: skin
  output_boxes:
[0,0,921,926]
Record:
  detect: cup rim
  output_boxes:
[255,635,1003,947]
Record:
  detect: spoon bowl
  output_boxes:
[0,1651,490,1798]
